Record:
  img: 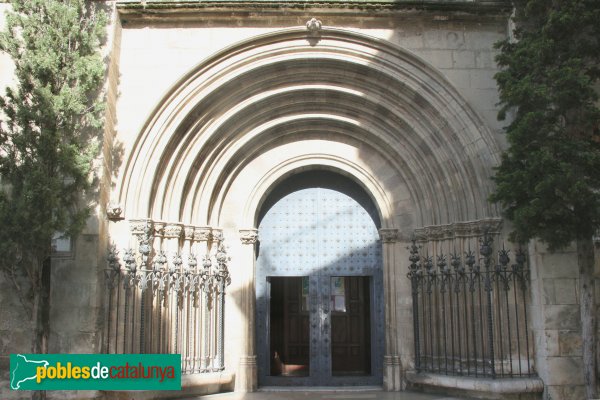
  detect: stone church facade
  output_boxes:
[0,1,597,399]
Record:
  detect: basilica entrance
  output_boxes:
[256,171,384,386]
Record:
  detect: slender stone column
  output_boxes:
[379,228,401,391]
[194,227,212,372]
[164,224,183,355]
[236,228,259,392]
[128,219,152,354]
[181,225,196,373]
[152,222,166,354]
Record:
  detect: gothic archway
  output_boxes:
[111,26,502,392]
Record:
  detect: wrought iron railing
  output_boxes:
[104,221,231,374]
[407,232,534,378]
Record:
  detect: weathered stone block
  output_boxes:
[543,330,559,357]
[452,50,476,69]
[51,331,100,354]
[390,31,425,50]
[538,253,579,278]
[553,279,578,305]
[544,385,563,400]
[423,29,465,50]
[0,329,32,355]
[475,50,498,69]
[439,70,471,90]
[543,305,581,330]
[562,384,586,400]
[542,278,556,305]
[558,330,582,356]
[463,28,506,50]
[469,70,498,89]
[545,357,584,385]
[418,49,454,69]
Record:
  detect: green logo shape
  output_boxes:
[10,354,181,391]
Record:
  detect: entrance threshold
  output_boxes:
[258,386,382,392]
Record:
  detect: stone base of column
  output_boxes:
[235,355,257,392]
[383,355,402,391]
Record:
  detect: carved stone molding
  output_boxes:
[239,355,257,365]
[163,223,183,239]
[194,227,212,242]
[239,229,259,245]
[379,228,399,243]
[414,218,503,241]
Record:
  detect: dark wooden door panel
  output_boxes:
[270,277,309,377]
[331,276,371,376]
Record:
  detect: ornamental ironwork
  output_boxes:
[104,222,231,374]
[408,231,534,378]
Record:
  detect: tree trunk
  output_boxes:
[31,258,51,400]
[577,237,598,399]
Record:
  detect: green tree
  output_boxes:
[0,0,106,371]
[492,0,600,397]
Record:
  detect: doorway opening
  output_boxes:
[256,170,384,386]
[269,277,310,377]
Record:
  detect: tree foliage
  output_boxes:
[491,0,600,248]
[0,0,106,316]
[492,2,600,397]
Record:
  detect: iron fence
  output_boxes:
[104,221,230,374]
[408,232,534,378]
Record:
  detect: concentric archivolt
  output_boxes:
[116,27,501,230]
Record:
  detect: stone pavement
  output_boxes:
[186,389,466,400]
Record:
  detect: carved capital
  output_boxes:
[306,17,322,36]
[153,222,165,238]
[194,227,212,242]
[379,228,399,243]
[130,219,152,236]
[239,229,259,245]
[212,229,224,243]
[163,224,183,239]
[414,218,503,241]
[106,202,123,221]
[184,225,195,241]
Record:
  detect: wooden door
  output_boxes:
[269,277,310,377]
[330,276,371,375]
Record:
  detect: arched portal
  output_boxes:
[115,27,501,228]
[111,26,503,393]
[255,170,384,386]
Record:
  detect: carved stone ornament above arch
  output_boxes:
[115,27,502,231]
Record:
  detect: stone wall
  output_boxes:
[528,240,600,400]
